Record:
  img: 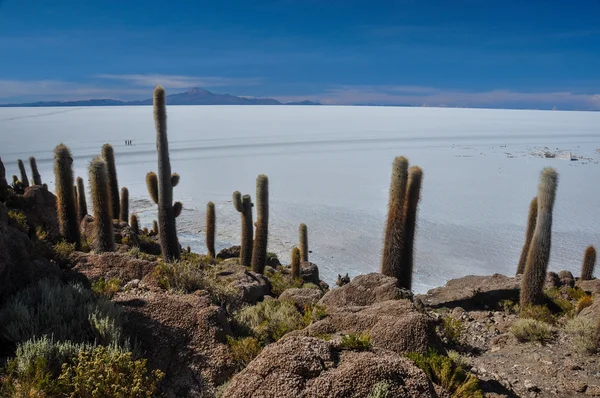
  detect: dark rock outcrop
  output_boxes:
[22,185,59,240]
[217,246,240,260]
[300,261,320,285]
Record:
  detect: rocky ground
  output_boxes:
[0,185,599,397]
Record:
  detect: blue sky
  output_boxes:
[1,0,599,109]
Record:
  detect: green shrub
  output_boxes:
[565,318,598,354]
[302,304,328,325]
[520,304,555,324]
[500,299,518,314]
[234,300,305,344]
[576,295,593,314]
[339,332,371,351]
[92,277,122,298]
[510,318,553,343]
[447,350,469,368]
[302,282,320,289]
[57,346,163,396]
[127,246,155,261]
[227,336,262,369]
[566,287,587,301]
[0,278,125,347]
[267,252,279,261]
[441,317,463,345]
[368,381,391,398]
[53,240,76,264]
[267,271,303,296]
[8,210,28,233]
[406,349,483,398]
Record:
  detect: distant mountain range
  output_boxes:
[0,88,321,107]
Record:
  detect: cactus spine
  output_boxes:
[400,166,423,290]
[291,247,301,279]
[101,144,120,220]
[153,86,180,261]
[17,159,30,187]
[29,156,42,185]
[233,191,254,266]
[76,177,88,221]
[53,144,80,248]
[381,156,409,278]
[581,246,596,281]
[251,175,269,274]
[130,214,139,235]
[120,187,129,223]
[299,223,308,262]
[520,168,558,306]
[89,157,114,252]
[206,202,216,258]
[516,197,538,275]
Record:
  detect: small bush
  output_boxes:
[501,299,518,314]
[8,210,28,233]
[267,271,303,297]
[0,278,125,347]
[127,246,155,261]
[227,336,262,369]
[576,295,593,314]
[339,332,371,351]
[234,300,305,344]
[368,381,391,398]
[510,318,553,343]
[441,317,463,345]
[92,277,122,298]
[302,282,320,289]
[567,287,587,301]
[57,346,163,396]
[53,240,76,265]
[447,350,469,369]
[267,252,279,261]
[406,349,483,398]
[566,318,598,354]
[520,304,555,324]
[302,304,328,325]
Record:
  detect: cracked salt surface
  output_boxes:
[1,105,599,293]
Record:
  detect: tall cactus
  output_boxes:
[53,144,80,248]
[520,168,558,306]
[581,245,596,281]
[130,214,139,235]
[291,247,301,279]
[381,156,409,278]
[120,187,129,223]
[400,166,423,290]
[516,197,538,275]
[233,191,254,266]
[251,174,269,274]
[29,156,42,185]
[17,159,30,188]
[153,86,180,261]
[206,202,216,258]
[76,177,88,221]
[299,223,308,262]
[101,144,120,220]
[89,157,114,252]
[0,157,7,187]
[152,220,159,235]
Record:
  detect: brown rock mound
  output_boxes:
[70,251,157,284]
[576,279,600,295]
[223,336,435,398]
[22,185,59,240]
[319,273,411,308]
[114,289,236,398]
[279,287,324,311]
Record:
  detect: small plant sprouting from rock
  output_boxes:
[510,318,554,343]
[17,159,30,187]
[339,332,371,351]
[299,223,308,262]
[251,174,269,274]
[291,247,301,279]
[29,156,42,185]
[89,157,114,252]
[516,197,537,275]
[520,168,558,307]
[441,316,463,345]
[53,144,80,249]
[580,245,596,281]
[101,144,120,220]
[226,336,263,370]
[233,191,254,266]
[206,201,216,258]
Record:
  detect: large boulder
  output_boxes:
[558,270,575,287]
[300,261,320,284]
[319,273,411,308]
[114,289,236,398]
[295,299,438,355]
[222,336,435,398]
[22,185,59,240]
[417,274,521,310]
[576,279,600,295]
[217,246,240,260]
[279,287,324,311]
[227,269,271,305]
[69,251,157,284]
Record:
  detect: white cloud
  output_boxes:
[0,79,149,101]
[94,74,263,88]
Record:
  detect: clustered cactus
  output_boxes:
[53,144,80,248]
[17,159,30,188]
[89,157,114,252]
[29,156,42,185]
[233,191,254,266]
[251,174,269,274]
[147,86,182,262]
[206,202,216,258]
[581,246,596,281]
[0,157,7,188]
[520,168,558,307]
[516,197,538,275]
[101,144,120,220]
[380,157,423,291]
